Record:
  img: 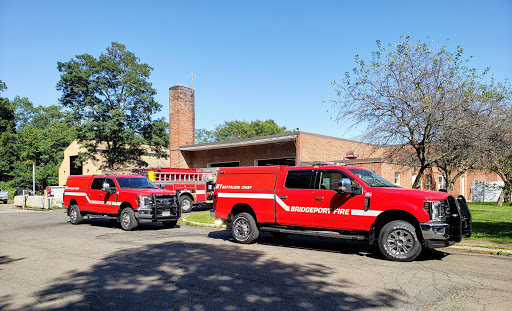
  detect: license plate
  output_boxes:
[162,211,170,217]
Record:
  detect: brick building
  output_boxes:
[168,85,502,200]
[58,140,169,186]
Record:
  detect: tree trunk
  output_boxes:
[497,191,504,206]
[412,166,427,189]
[446,181,454,194]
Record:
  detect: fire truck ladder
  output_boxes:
[154,172,204,184]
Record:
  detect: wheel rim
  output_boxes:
[181,199,191,211]
[121,211,130,228]
[386,229,414,256]
[70,208,77,223]
[233,217,250,241]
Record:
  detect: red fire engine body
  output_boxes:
[211,164,472,261]
[141,168,217,213]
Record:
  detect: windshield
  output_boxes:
[348,168,397,187]
[116,177,158,189]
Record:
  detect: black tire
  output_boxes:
[69,205,83,225]
[179,196,193,213]
[120,208,139,231]
[231,212,259,244]
[3,200,7,204]
[378,220,422,262]
[162,220,178,228]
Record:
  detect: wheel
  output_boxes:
[3,200,7,204]
[179,196,193,213]
[69,205,83,225]
[378,220,421,262]
[120,208,139,231]
[231,212,259,244]
[162,220,177,228]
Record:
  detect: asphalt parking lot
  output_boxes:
[1,205,511,311]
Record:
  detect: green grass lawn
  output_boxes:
[184,211,217,224]
[467,202,512,244]
[184,202,512,244]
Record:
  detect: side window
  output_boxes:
[319,171,345,190]
[105,178,116,188]
[285,170,314,189]
[90,178,115,190]
[90,178,104,190]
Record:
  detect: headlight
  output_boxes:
[424,200,449,221]
[137,196,153,209]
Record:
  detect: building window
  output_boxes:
[255,157,296,166]
[207,161,240,168]
[69,155,82,175]
[438,175,446,190]
[425,175,432,190]
[412,174,416,188]
[394,172,400,186]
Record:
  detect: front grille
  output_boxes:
[154,195,179,214]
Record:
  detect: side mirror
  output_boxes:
[102,183,116,193]
[338,178,362,195]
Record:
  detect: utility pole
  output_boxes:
[187,72,194,87]
[32,163,35,193]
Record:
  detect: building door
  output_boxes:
[461,176,465,197]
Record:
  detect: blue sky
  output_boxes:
[1,0,511,140]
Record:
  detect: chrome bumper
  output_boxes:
[420,222,456,249]
[137,207,180,220]
[420,222,450,240]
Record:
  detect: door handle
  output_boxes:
[315,197,324,201]
[279,196,287,199]
[99,194,103,197]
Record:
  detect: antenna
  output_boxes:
[187,72,194,87]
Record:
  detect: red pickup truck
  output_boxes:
[211,164,472,261]
[64,174,181,230]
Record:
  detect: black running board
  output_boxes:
[259,226,366,241]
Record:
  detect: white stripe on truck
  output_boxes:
[217,192,382,216]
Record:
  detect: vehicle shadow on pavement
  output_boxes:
[78,218,178,230]
[208,230,449,262]
[15,241,405,311]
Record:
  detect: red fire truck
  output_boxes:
[134,167,218,213]
[211,163,472,261]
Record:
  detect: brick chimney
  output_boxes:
[169,85,195,168]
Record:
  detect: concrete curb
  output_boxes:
[180,217,226,229]
[448,245,512,256]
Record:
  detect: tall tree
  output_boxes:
[0,81,17,182]
[57,42,161,170]
[9,97,77,189]
[196,119,289,144]
[483,103,512,205]
[333,36,504,188]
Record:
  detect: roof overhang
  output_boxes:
[180,134,298,151]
